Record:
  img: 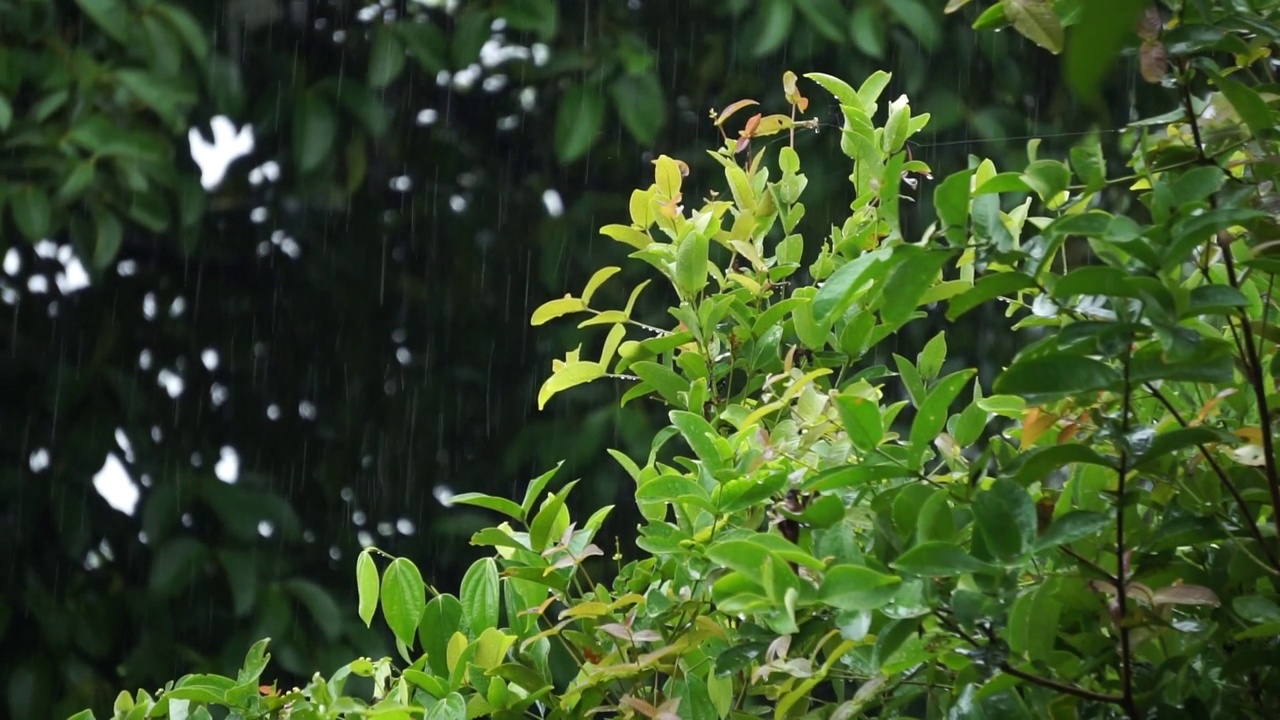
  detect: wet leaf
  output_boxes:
[460,558,500,634]
[293,91,337,174]
[1005,0,1064,54]
[893,541,995,576]
[555,83,604,164]
[381,558,427,648]
[368,27,407,89]
[356,550,379,628]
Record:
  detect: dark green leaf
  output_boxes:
[995,355,1121,399]
[812,248,892,324]
[1214,73,1274,139]
[819,565,901,610]
[91,208,123,271]
[849,4,886,58]
[892,541,995,577]
[946,272,1038,320]
[1021,159,1071,202]
[368,27,407,89]
[149,537,208,598]
[529,479,578,552]
[1064,0,1146,100]
[498,0,559,39]
[909,370,975,469]
[1171,165,1226,205]
[397,22,448,74]
[879,249,956,326]
[1052,266,1141,299]
[154,5,210,62]
[1005,443,1115,486]
[885,0,941,49]
[670,410,724,470]
[611,73,665,145]
[554,83,604,164]
[751,0,794,57]
[1164,208,1268,271]
[796,0,848,43]
[1135,427,1233,468]
[834,394,883,453]
[973,479,1036,561]
[11,185,51,241]
[521,462,564,520]
[1070,137,1106,191]
[284,579,342,641]
[419,595,463,676]
[75,0,132,44]
[293,91,338,174]
[1033,510,1110,551]
[1005,0,1064,53]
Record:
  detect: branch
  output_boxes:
[1145,383,1280,570]
[1115,345,1139,719]
[998,663,1127,706]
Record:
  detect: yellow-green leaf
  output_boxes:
[601,224,651,250]
[531,296,587,326]
[582,266,621,306]
[654,155,683,199]
[537,361,606,409]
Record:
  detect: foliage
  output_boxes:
[74,0,1280,716]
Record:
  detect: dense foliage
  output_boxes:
[2,0,1107,715]
[71,0,1280,717]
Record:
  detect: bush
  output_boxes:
[76,3,1280,717]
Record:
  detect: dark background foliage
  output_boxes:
[0,0,1154,716]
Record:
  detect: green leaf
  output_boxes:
[751,0,794,58]
[636,474,708,503]
[1064,0,1146,100]
[909,370,975,469]
[284,579,342,642]
[885,0,941,49]
[1170,165,1226,205]
[1021,159,1071,202]
[356,550,379,627]
[536,361,606,410]
[973,479,1036,561]
[554,83,604,164]
[529,479,578,552]
[115,70,195,129]
[631,361,689,406]
[849,3,886,59]
[995,355,1120,399]
[521,462,564,520]
[892,541,995,577]
[397,22,448,74]
[1070,137,1106,191]
[917,332,947,380]
[600,224,652,250]
[670,410,724,470]
[498,0,559,39]
[381,558,428,649]
[450,493,525,521]
[11,185,51,241]
[0,93,11,132]
[934,168,973,234]
[75,0,132,44]
[419,595,464,676]
[1005,0,1064,53]
[796,0,848,43]
[820,565,901,610]
[947,272,1038,320]
[368,27,407,89]
[531,296,587,325]
[426,692,467,720]
[1006,443,1115,485]
[1033,510,1110,552]
[154,5,209,62]
[91,209,123,271]
[1234,596,1280,624]
[1052,266,1140,299]
[812,248,892,324]
[1214,74,1274,139]
[834,394,883,453]
[460,557,500,635]
[676,230,710,299]
[1135,427,1232,468]
[611,73,665,145]
[879,250,955,326]
[1164,208,1268,271]
[293,91,337,174]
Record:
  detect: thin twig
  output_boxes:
[1145,383,1280,569]
[1115,345,1139,719]
[1060,546,1119,583]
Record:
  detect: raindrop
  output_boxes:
[391,328,407,343]
[329,546,342,561]
[352,510,367,526]
[333,29,347,43]
[202,349,220,370]
[150,426,163,442]
[267,404,281,420]
[1,288,18,305]
[518,87,536,111]
[215,446,240,483]
[27,276,48,294]
[143,293,157,320]
[189,116,255,190]
[396,518,416,535]
[169,296,187,318]
[84,551,102,571]
[139,349,153,370]
[377,521,394,536]
[261,161,280,182]
[390,175,413,192]
[340,487,354,502]
[303,530,316,543]
[435,70,452,87]
[118,260,137,276]
[157,368,185,398]
[433,484,455,507]
[99,539,114,561]
[138,531,148,544]
[281,237,302,259]
[357,531,374,548]
[449,195,468,213]
[416,109,439,126]
[190,452,203,468]
[93,454,139,515]
[396,347,412,365]
[29,448,50,472]
[356,4,380,22]
[115,428,135,463]
[139,474,152,488]
[2,248,19,275]
[211,383,229,407]
[541,188,564,218]
[35,240,57,258]
[531,43,550,66]
[257,520,275,538]
[299,400,317,420]
[250,207,269,224]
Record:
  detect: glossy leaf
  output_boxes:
[892,542,995,577]
[820,565,901,610]
[555,84,604,164]
[459,557,500,635]
[973,479,1036,561]
[995,355,1120,399]
[381,558,427,649]
[356,550,379,627]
